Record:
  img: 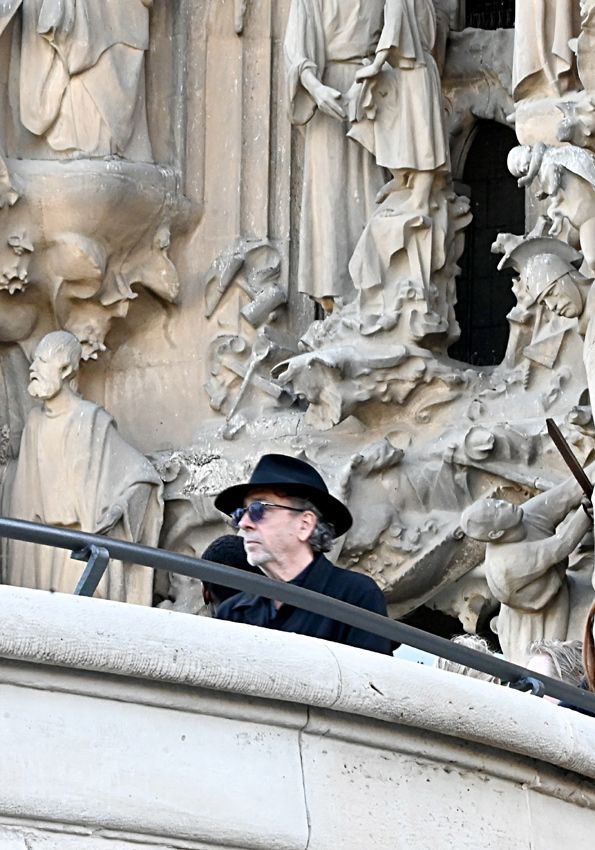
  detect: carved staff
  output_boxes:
[546,418,594,499]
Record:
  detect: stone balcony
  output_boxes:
[0,585,594,849]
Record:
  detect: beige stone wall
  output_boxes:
[80,0,302,452]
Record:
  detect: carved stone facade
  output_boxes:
[1,1,595,664]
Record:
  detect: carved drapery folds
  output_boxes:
[5,331,163,603]
[0,0,185,366]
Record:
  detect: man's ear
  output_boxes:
[297,510,317,542]
[488,529,505,541]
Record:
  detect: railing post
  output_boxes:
[72,545,111,597]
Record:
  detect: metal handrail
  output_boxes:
[1,516,595,715]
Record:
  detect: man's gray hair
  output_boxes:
[288,496,335,553]
[527,639,584,687]
[436,634,499,683]
[37,331,82,372]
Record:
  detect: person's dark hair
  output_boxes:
[287,495,335,553]
[201,535,260,606]
[584,600,595,692]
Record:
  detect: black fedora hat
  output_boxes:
[215,453,352,538]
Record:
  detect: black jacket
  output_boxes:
[216,553,393,655]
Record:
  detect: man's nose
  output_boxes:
[238,510,254,530]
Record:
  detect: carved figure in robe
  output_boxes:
[0,0,153,159]
[348,0,449,216]
[460,481,593,664]
[284,0,387,310]
[509,143,595,275]
[512,0,580,101]
[6,331,163,604]
[514,239,595,418]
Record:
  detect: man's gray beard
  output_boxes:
[28,379,57,400]
[28,380,45,399]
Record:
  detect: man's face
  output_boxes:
[466,498,522,541]
[28,344,66,400]
[540,276,583,319]
[237,489,308,573]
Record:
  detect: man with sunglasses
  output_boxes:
[214,454,392,654]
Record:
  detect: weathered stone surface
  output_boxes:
[0,587,594,848]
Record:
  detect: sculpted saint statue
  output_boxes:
[284,0,387,310]
[7,331,163,604]
[348,0,449,215]
[0,0,153,158]
[461,481,593,664]
[512,0,580,100]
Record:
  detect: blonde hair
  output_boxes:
[527,639,584,687]
[436,634,499,683]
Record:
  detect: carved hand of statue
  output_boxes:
[312,84,346,120]
[355,49,389,82]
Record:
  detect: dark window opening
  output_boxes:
[449,121,524,367]
[465,0,515,29]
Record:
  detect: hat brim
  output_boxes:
[215,481,353,538]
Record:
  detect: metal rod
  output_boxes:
[0,516,594,714]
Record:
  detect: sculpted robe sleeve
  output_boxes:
[378,0,430,66]
[284,0,326,125]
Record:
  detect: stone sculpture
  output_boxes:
[508,143,595,273]
[284,0,386,310]
[0,0,153,159]
[6,331,163,604]
[512,0,580,101]
[348,0,449,216]
[460,480,593,664]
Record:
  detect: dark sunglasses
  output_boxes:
[231,500,306,529]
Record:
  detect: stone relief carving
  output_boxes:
[0,0,153,160]
[460,479,593,664]
[203,239,296,436]
[0,160,185,362]
[508,143,595,272]
[284,0,387,311]
[0,0,594,659]
[6,331,164,604]
[512,1,580,102]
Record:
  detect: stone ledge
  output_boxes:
[0,586,595,849]
[0,585,594,782]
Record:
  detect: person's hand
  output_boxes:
[313,85,346,120]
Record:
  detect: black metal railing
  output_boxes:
[0,517,594,715]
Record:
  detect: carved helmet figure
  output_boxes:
[501,236,585,310]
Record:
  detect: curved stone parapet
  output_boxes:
[0,585,594,849]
